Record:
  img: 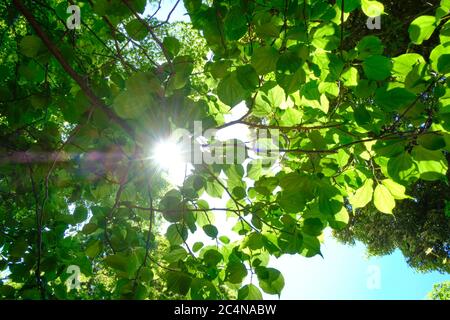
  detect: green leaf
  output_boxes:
[0,285,15,298]
[166,224,188,246]
[302,218,325,237]
[184,0,202,13]
[253,83,284,117]
[276,51,305,94]
[374,87,416,111]
[224,7,247,40]
[319,82,340,97]
[238,284,263,300]
[412,146,448,181]
[387,153,418,183]
[192,242,204,252]
[190,278,218,300]
[278,229,303,254]
[417,133,446,150]
[341,67,359,87]
[354,80,377,98]
[381,179,410,200]
[363,55,392,80]
[392,54,426,81]
[226,261,248,284]
[356,36,384,59]
[336,0,361,13]
[353,105,371,125]
[251,47,279,75]
[437,0,450,19]
[203,249,223,267]
[219,236,230,244]
[280,108,302,126]
[232,186,247,199]
[205,180,224,198]
[253,11,283,38]
[140,267,154,282]
[244,232,264,250]
[125,19,149,41]
[202,224,218,239]
[430,43,450,75]
[408,16,437,45]
[256,267,285,296]
[361,0,384,17]
[167,55,194,91]
[206,60,231,79]
[349,179,374,209]
[20,35,44,58]
[85,240,102,259]
[113,91,147,119]
[160,189,183,208]
[439,20,450,43]
[82,223,98,234]
[312,24,339,50]
[9,239,28,258]
[19,61,45,83]
[217,72,248,107]
[166,271,192,296]
[163,36,181,58]
[328,207,350,230]
[131,0,147,13]
[73,206,88,223]
[236,65,259,91]
[374,184,395,214]
[163,247,188,263]
[278,191,306,213]
[197,199,210,210]
[193,175,206,190]
[104,253,128,272]
[318,184,343,215]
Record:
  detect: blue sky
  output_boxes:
[150,1,450,300]
[268,231,449,300]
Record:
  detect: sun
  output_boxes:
[152,139,184,169]
[151,138,191,185]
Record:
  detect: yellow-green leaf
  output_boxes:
[349,179,374,209]
[361,0,384,17]
[374,184,395,214]
[381,179,410,200]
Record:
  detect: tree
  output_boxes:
[332,0,450,275]
[0,0,449,300]
[333,176,450,274]
[428,281,450,300]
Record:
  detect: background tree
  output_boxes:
[333,174,450,274]
[428,281,450,300]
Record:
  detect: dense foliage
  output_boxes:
[334,176,450,273]
[428,280,450,300]
[0,0,449,300]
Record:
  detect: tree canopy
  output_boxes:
[0,0,449,300]
[428,280,450,300]
[334,176,450,274]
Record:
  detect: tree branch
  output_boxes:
[13,0,135,138]
[121,0,174,71]
[340,0,345,55]
[155,0,181,27]
[27,164,45,299]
